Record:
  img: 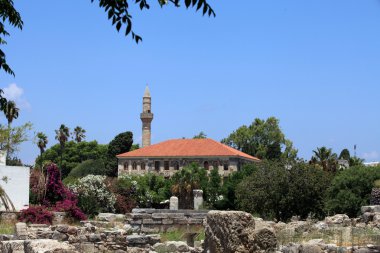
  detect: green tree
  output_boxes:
[311,146,337,172]
[222,117,298,161]
[339,149,351,161]
[216,164,256,210]
[106,131,134,177]
[206,167,221,208]
[236,160,331,221]
[193,131,207,139]
[171,163,208,209]
[349,156,364,167]
[55,124,70,170]
[73,126,86,143]
[36,132,48,157]
[325,165,380,217]
[36,140,108,179]
[0,122,32,158]
[0,0,23,76]
[2,100,19,160]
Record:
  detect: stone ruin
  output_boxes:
[3,205,380,252]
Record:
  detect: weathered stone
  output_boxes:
[143,218,162,224]
[15,222,28,240]
[88,233,102,242]
[52,231,69,241]
[162,219,174,225]
[0,240,25,253]
[253,228,277,251]
[132,208,156,214]
[167,241,189,252]
[79,243,96,253]
[170,196,179,211]
[204,211,257,253]
[24,239,76,253]
[56,224,69,233]
[361,206,380,214]
[146,234,161,245]
[127,234,149,245]
[325,214,351,226]
[299,244,323,253]
[193,190,203,211]
[67,226,78,235]
[52,212,67,225]
[362,212,374,224]
[98,213,120,222]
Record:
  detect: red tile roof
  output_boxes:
[117,138,260,161]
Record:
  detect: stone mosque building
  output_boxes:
[117,87,259,178]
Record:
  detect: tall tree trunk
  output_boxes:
[6,121,10,163]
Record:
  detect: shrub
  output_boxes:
[67,159,107,179]
[19,206,53,225]
[29,169,45,205]
[70,175,116,216]
[236,161,331,221]
[54,199,87,221]
[44,163,74,204]
[325,165,380,217]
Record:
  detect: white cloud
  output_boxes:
[362,151,380,161]
[3,83,31,110]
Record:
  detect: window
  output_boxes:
[204,161,209,170]
[164,161,170,170]
[132,162,137,170]
[174,161,180,170]
[224,164,229,171]
[141,162,146,170]
[124,162,128,170]
[155,161,160,171]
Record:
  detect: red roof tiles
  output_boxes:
[117,138,259,161]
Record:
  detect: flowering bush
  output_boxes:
[70,175,116,216]
[45,164,74,204]
[19,206,53,225]
[54,199,87,221]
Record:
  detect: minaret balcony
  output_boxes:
[140,113,154,119]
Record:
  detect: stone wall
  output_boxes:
[126,208,208,234]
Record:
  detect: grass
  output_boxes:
[0,221,15,235]
[160,228,205,242]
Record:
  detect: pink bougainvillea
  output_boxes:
[20,163,87,224]
[19,206,53,225]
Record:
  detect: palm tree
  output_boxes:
[2,100,19,160]
[55,124,70,171]
[311,146,338,172]
[73,126,86,143]
[36,132,48,157]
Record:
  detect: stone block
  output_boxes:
[162,219,174,225]
[0,240,25,253]
[187,218,204,225]
[142,218,162,225]
[15,222,28,240]
[24,239,76,253]
[170,196,179,210]
[193,190,203,211]
[174,218,189,224]
[132,208,156,214]
[80,243,96,253]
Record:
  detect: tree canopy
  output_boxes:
[222,117,298,161]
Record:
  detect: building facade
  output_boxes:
[116,87,259,178]
[117,138,259,178]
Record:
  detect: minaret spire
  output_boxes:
[140,85,153,147]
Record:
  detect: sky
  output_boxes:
[1,0,380,165]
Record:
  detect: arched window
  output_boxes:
[224,163,229,171]
[141,162,146,170]
[204,161,209,170]
[132,162,137,170]
[124,162,128,170]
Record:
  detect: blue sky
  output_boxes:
[1,0,380,164]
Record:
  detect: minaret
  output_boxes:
[140,86,153,147]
